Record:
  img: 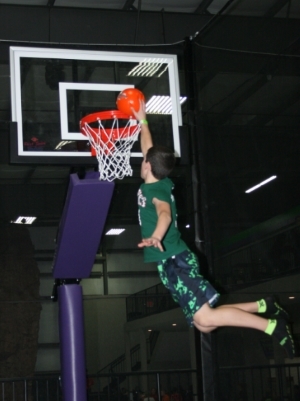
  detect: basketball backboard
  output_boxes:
[10,46,185,165]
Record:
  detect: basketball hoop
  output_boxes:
[80,110,141,181]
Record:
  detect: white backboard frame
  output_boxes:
[10,46,182,159]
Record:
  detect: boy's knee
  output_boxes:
[193,304,214,328]
[194,316,211,328]
[194,323,213,333]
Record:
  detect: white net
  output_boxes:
[81,113,141,181]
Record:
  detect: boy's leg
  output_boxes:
[194,303,268,331]
[217,301,258,313]
[193,320,218,333]
[193,303,295,358]
[217,296,289,320]
[195,301,263,329]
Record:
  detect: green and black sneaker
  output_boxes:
[264,296,290,321]
[272,319,295,359]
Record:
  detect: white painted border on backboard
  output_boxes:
[10,47,182,158]
[59,83,134,140]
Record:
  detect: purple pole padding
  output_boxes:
[59,284,87,401]
[53,171,114,278]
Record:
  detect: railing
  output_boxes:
[0,370,195,401]
[0,375,61,401]
[94,369,196,401]
[218,363,300,401]
[126,283,178,322]
[214,224,300,288]
[1,363,299,401]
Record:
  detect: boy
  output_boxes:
[133,101,295,359]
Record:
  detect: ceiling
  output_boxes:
[0,0,299,18]
[0,0,300,251]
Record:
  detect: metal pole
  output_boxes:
[58,284,87,401]
[183,35,218,401]
[24,379,27,401]
[156,373,161,401]
[134,0,142,44]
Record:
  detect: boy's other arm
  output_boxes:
[138,198,171,252]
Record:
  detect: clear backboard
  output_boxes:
[10,46,185,165]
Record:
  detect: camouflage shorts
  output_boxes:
[157,249,220,327]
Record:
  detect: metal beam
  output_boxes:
[194,0,214,14]
[122,0,136,10]
[47,0,56,6]
[247,91,300,126]
[196,0,238,36]
[199,71,218,89]
[209,32,300,125]
[264,0,289,18]
[213,75,268,125]
[134,0,142,43]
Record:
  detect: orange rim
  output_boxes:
[80,110,139,153]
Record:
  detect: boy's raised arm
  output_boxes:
[132,100,153,157]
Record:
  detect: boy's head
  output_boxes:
[145,145,175,180]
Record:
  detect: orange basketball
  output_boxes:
[116,88,145,117]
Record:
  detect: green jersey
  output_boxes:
[138,177,188,262]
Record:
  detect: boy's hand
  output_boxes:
[138,237,164,252]
[132,99,146,121]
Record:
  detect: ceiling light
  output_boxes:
[172,323,177,326]
[11,216,37,225]
[245,175,277,193]
[146,96,187,115]
[105,228,125,236]
[55,140,75,150]
[289,296,295,299]
[148,329,152,332]
[127,58,169,77]
[185,224,190,228]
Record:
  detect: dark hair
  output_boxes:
[146,145,175,179]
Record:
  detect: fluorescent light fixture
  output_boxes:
[55,140,75,150]
[127,58,169,77]
[245,175,277,193]
[146,96,187,114]
[11,216,37,225]
[105,228,125,236]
